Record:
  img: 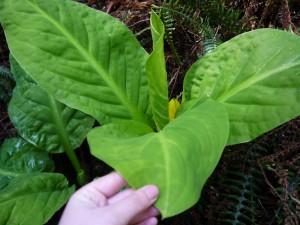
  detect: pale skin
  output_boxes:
[59,172,160,225]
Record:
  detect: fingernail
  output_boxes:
[142,185,159,203]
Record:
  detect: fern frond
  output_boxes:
[158,6,182,68]
[0,66,15,105]
[153,2,217,71]
[199,0,244,35]
[156,4,215,37]
[203,37,223,54]
[215,143,271,225]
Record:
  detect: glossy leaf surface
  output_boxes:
[88,98,229,218]
[8,56,95,153]
[0,173,74,225]
[146,11,169,131]
[0,0,152,126]
[0,138,73,225]
[0,138,54,189]
[183,29,300,145]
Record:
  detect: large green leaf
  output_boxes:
[0,138,54,189]
[0,0,152,126]
[8,56,95,153]
[145,11,169,131]
[0,138,73,225]
[0,173,74,225]
[183,29,300,145]
[88,98,229,218]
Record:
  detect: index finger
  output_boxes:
[86,172,128,198]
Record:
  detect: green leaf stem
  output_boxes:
[8,56,94,185]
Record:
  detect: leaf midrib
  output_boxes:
[47,95,73,153]
[0,175,68,206]
[158,134,171,217]
[27,1,149,125]
[216,60,300,102]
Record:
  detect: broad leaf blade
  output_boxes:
[183,29,300,145]
[0,138,74,225]
[0,0,152,126]
[8,56,95,153]
[0,138,55,189]
[0,173,74,225]
[146,11,169,131]
[88,98,229,218]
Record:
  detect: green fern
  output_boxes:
[160,0,245,36]
[0,66,15,105]
[203,37,223,55]
[198,0,244,35]
[155,4,215,37]
[153,3,217,72]
[153,0,242,62]
[157,5,181,67]
[219,172,258,224]
[215,142,271,225]
[174,0,198,9]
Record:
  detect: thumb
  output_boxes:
[109,185,159,224]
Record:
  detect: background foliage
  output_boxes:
[0,0,299,224]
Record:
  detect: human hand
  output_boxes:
[58,172,160,225]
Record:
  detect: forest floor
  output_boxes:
[0,0,300,224]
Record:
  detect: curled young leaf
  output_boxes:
[146,11,169,131]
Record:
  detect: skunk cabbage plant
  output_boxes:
[1,0,300,219]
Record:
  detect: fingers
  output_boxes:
[108,188,135,205]
[70,172,128,207]
[131,206,160,224]
[108,185,159,224]
[109,190,160,224]
[83,172,127,198]
[62,173,160,225]
[134,217,158,225]
[108,187,160,224]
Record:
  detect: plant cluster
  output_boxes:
[0,0,299,224]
